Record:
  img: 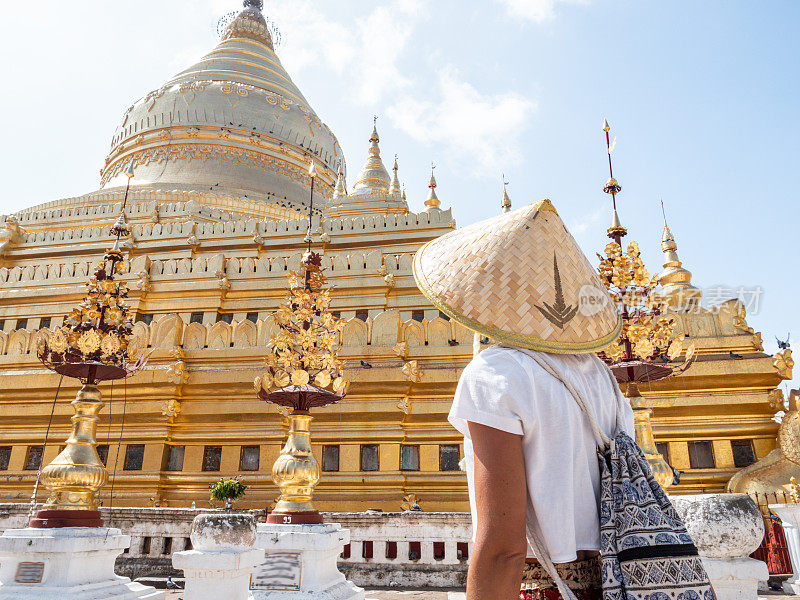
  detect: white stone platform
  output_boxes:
[769,503,800,595]
[672,494,769,600]
[252,522,364,600]
[0,526,163,599]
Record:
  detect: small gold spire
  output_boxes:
[425,164,441,210]
[125,162,135,178]
[308,160,317,179]
[370,117,379,143]
[353,119,390,194]
[604,177,621,195]
[657,208,700,307]
[389,154,402,197]
[333,165,346,198]
[607,208,627,239]
[501,176,511,213]
[602,117,610,132]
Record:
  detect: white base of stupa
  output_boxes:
[0,527,163,600]
[251,523,364,600]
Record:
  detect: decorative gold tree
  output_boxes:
[255,253,346,399]
[597,240,685,366]
[255,161,348,525]
[38,246,136,380]
[31,166,143,528]
[596,120,694,488]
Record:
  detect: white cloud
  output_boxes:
[259,0,423,105]
[495,0,588,23]
[201,1,536,176]
[387,67,535,175]
[569,206,606,236]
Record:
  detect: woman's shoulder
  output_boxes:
[460,346,533,388]
[468,344,528,371]
[470,347,608,387]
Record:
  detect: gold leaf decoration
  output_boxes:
[291,369,310,386]
[259,251,347,396]
[77,329,102,354]
[274,370,291,388]
[100,333,121,356]
[315,371,331,388]
[49,328,69,354]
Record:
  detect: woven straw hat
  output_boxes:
[413,199,621,353]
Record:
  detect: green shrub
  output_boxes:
[209,478,248,503]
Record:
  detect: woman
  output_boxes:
[413,199,633,600]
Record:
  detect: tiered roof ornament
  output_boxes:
[333,166,347,199]
[425,165,441,211]
[389,155,402,197]
[657,204,701,309]
[353,119,391,195]
[324,119,409,218]
[501,177,512,213]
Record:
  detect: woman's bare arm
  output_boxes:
[467,421,528,600]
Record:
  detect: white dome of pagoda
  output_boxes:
[100,0,343,214]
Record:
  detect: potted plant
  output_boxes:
[209,477,248,510]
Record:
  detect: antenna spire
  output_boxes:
[501,174,511,213]
[602,118,626,241]
[304,159,317,254]
[425,163,440,211]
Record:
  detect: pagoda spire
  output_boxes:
[603,118,626,239]
[389,155,402,197]
[657,201,701,307]
[501,175,511,213]
[425,164,441,211]
[353,117,390,195]
[333,165,346,199]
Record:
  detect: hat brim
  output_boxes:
[413,239,622,355]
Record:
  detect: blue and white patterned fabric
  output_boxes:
[598,431,715,600]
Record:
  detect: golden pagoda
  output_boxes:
[0,2,792,511]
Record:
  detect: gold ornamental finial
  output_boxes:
[389,154,402,197]
[353,118,390,194]
[333,165,346,198]
[656,200,700,307]
[501,174,511,213]
[425,163,441,211]
[602,119,625,239]
[371,116,379,143]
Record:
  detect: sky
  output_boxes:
[0,0,797,390]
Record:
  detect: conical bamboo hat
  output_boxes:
[413,199,621,353]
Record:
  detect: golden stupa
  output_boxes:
[0,1,792,511]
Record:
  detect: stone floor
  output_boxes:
[164,591,466,599]
[163,593,800,600]
[164,592,800,600]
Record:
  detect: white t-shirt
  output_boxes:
[448,345,634,563]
